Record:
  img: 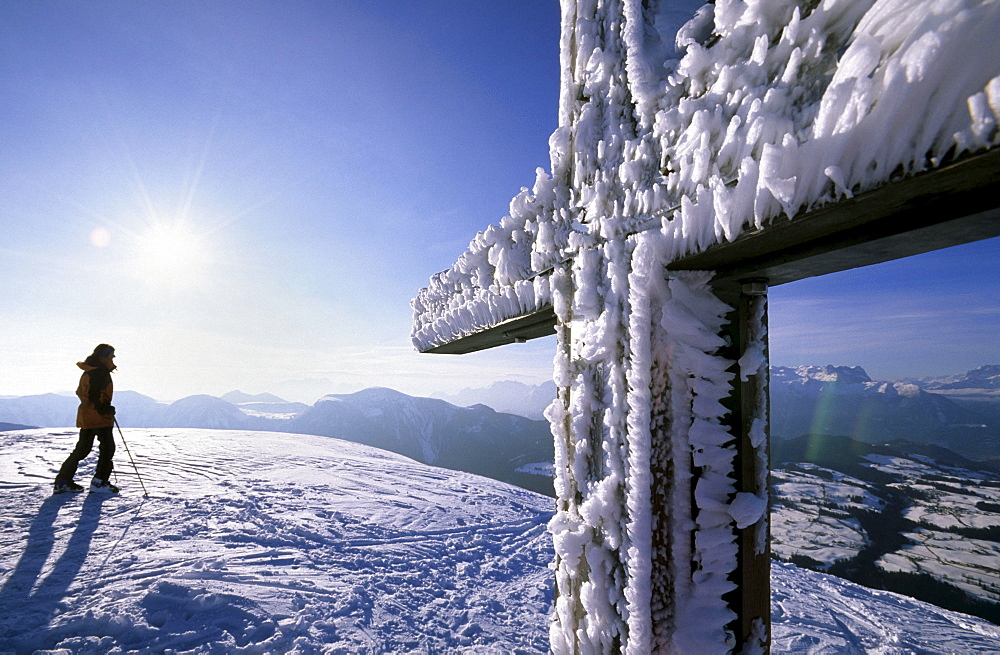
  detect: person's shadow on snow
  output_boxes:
[0,492,109,651]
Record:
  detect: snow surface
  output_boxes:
[2,428,1000,654]
[771,466,883,567]
[0,429,553,654]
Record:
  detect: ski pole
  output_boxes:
[114,417,150,497]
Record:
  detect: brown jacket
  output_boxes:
[75,358,114,429]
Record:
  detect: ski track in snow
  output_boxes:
[1,428,999,654]
[0,429,553,654]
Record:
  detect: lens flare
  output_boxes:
[90,227,111,248]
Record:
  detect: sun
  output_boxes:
[133,222,208,289]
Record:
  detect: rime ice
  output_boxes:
[412,0,1000,652]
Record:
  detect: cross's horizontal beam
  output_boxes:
[421,305,557,354]
[668,147,1000,289]
[423,148,998,355]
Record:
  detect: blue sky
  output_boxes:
[769,237,1000,381]
[1,1,996,403]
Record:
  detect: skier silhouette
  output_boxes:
[53,344,119,494]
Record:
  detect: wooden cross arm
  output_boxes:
[668,147,1000,292]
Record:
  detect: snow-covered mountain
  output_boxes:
[2,428,999,653]
[0,393,77,428]
[0,390,175,430]
[434,380,558,420]
[770,365,1000,462]
[286,388,554,495]
[154,394,258,430]
[219,390,290,404]
[217,391,311,419]
[923,365,1000,391]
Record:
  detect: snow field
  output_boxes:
[2,428,1000,653]
[0,429,554,654]
[769,453,1000,608]
[866,455,1000,605]
[771,466,884,567]
[878,530,1000,603]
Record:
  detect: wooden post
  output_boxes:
[720,279,772,651]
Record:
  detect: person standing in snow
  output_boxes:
[53,344,119,494]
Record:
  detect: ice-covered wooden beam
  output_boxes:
[420,304,557,354]
[412,0,1000,356]
[415,147,1000,355]
[669,147,1000,289]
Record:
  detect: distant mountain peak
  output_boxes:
[433,380,556,421]
[960,364,1000,384]
[320,387,413,404]
[773,365,872,385]
[221,390,288,404]
[928,364,1000,390]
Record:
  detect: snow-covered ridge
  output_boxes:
[770,365,1000,460]
[433,380,558,420]
[771,364,921,396]
[411,0,1000,351]
[927,364,1000,391]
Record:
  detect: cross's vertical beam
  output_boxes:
[720,279,772,651]
[647,343,674,650]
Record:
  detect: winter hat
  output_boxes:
[93,344,115,358]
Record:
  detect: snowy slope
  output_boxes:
[0,429,552,654]
[2,428,999,653]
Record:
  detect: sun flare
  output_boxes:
[134,222,207,288]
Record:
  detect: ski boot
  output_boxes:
[90,477,120,494]
[53,479,84,494]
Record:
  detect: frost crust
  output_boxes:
[411,0,1000,353]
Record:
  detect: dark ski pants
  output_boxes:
[56,427,115,482]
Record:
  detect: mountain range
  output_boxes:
[920,364,1000,391]
[3,364,997,473]
[0,387,554,496]
[770,365,1000,463]
[438,365,1000,463]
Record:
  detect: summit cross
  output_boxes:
[411,2,1000,652]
